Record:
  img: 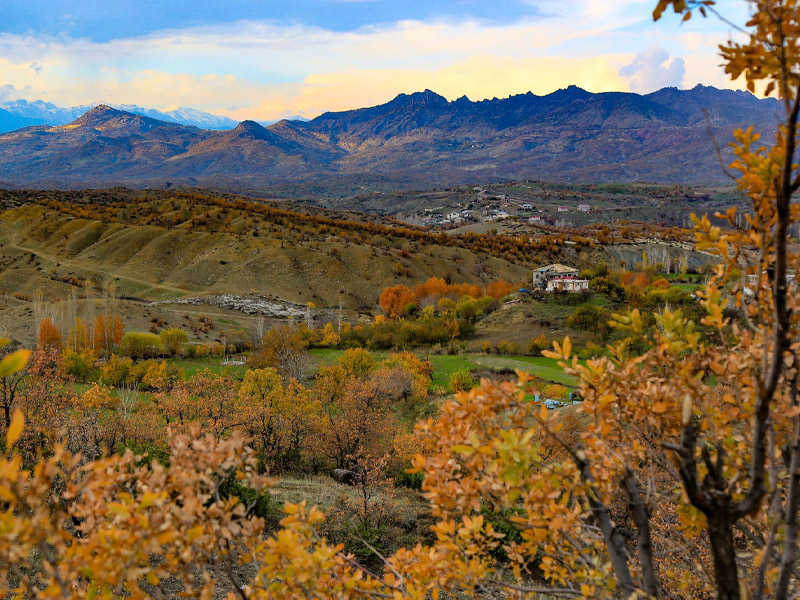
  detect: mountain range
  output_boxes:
[0,99,245,132]
[0,85,781,192]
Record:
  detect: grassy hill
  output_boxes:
[0,189,617,345]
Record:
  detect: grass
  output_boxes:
[309,348,578,389]
[469,355,579,386]
[671,282,704,292]
[426,355,478,389]
[167,357,249,379]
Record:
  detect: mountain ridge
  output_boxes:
[0,85,781,191]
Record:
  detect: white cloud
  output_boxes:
[619,45,685,92]
[0,0,751,120]
[0,84,21,101]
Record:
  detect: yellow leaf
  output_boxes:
[186,525,204,542]
[6,409,24,450]
[0,350,29,378]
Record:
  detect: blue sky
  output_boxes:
[0,1,545,39]
[0,0,751,120]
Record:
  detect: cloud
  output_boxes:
[619,45,685,93]
[0,84,21,102]
[0,1,751,120]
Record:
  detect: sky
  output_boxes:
[0,0,752,121]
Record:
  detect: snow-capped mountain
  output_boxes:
[0,99,238,132]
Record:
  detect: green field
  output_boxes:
[308,348,578,389]
[168,357,249,379]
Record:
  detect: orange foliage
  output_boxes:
[379,285,416,318]
[93,314,124,358]
[486,278,513,299]
[36,318,62,350]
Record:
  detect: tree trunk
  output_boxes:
[707,502,740,600]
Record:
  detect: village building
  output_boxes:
[557,206,569,212]
[528,215,544,223]
[521,203,533,210]
[531,263,581,286]
[546,277,590,293]
[577,204,591,212]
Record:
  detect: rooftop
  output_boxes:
[534,263,579,273]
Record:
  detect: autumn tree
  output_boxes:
[239,368,315,469]
[250,324,310,383]
[486,278,513,299]
[159,327,188,357]
[155,370,240,437]
[92,313,124,358]
[36,317,63,350]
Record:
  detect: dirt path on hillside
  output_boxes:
[1,228,191,298]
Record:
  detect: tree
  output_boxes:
[250,325,310,383]
[93,314,124,358]
[486,278,513,299]
[159,327,188,357]
[119,332,162,360]
[36,317,62,350]
[320,322,341,347]
[239,368,315,469]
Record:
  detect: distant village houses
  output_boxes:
[557,206,569,212]
[577,204,591,212]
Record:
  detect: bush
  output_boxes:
[101,354,134,386]
[119,332,162,360]
[527,334,549,356]
[159,328,188,356]
[63,351,95,383]
[449,368,476,392]
[567,304,611,339]
[578,342,605,359]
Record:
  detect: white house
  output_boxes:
[521,203,533,210]
[447,211,460,220]
[532,263,580,286]
[577,204,591,212]
[557,206,569,212]
[528,215,544,223]
[496,211,510,219]
[546,277,590,293]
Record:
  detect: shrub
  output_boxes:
[159,328,188,357]
[567,304,611,339]
[63,351,94,383]
[527,334,549,356]
[119,332,162,360]
[101,354,134,386]
[578,341,605,359]
[449,368,476,392]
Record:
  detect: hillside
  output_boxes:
[0,189,611,344]
[0,86,780,192]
